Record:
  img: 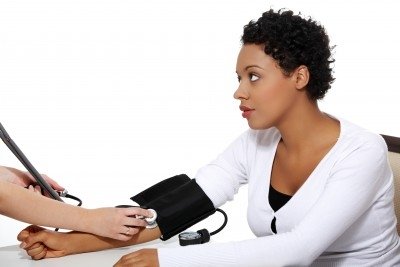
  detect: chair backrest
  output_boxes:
[382,134,400,235]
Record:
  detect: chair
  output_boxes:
[381,134,400,234]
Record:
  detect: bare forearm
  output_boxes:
[0,180,91,231]
[64,227,162,255]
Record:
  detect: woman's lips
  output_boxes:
[239,105,255,119]
[242,110,254,118]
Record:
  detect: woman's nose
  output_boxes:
[233,83,249,100]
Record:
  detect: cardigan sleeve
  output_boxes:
[194,130,250,208]
[158,135,391,266]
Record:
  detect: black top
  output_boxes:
[268,184,292,212]
[269,184,293,234]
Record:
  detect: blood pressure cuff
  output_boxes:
[130,174,216,241]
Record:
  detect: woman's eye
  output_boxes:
[249,74,259,82]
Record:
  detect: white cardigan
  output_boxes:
[158,118,400,266]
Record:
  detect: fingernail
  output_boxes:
[20,242,27,249]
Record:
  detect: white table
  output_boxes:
[0,237,180,267]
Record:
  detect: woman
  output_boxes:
[0,165,152,241]
[18,9,400,266]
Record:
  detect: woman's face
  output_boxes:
[234,44,299,130]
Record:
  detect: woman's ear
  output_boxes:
[294,65,310,90]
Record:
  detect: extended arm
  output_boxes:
[18,225,161,259]
[0,180,152,240]
[157,140,392,266]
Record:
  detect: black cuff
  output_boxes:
[130,174,190,206]
[130,174,215,241]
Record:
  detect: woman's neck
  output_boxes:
[275,101,340,155]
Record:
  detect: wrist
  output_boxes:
[68,207,95,236]
[63,231,83,255]
[76,208,94,234]
[64,231,97,255]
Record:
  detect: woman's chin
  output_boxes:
[247,120,272,130]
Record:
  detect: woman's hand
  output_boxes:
[114,249,159,267]
[0,166,64,193]
[87,207,154,241]
[17,225,70,260]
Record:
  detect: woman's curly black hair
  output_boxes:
[241,9,335,100]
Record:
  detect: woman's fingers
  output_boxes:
[123,217,148,228]
[26,243,45,258]
[41,174,65,191]
[17,225,45,242]
[32,247,47,260]
[125,226,140,235]
[117,226,140,241]
[23,229,50,249]
[26,184,42,195]
[34,185,42,194]
[115,227,140,241]
[124,207,153,219]
[113,249,159,267]
[17,230,30,242]
[23,171,65,191]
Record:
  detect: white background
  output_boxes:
[0,0,399,247]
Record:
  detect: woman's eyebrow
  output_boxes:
[245,64,264,70]
[236,65,264,74]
